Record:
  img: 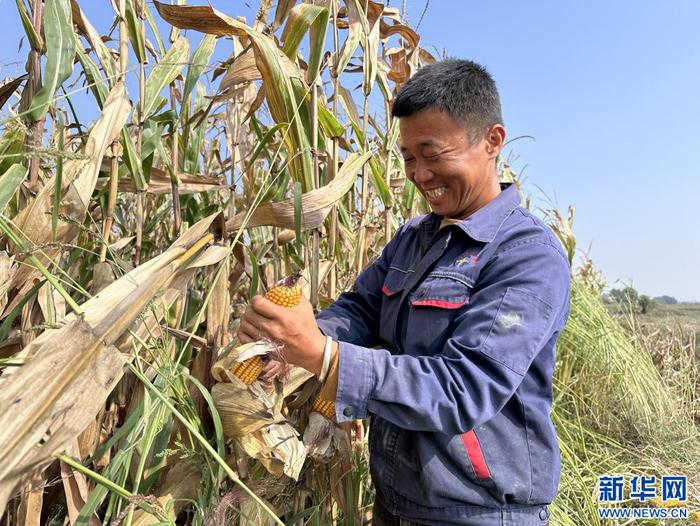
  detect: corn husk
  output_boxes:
[212,343,313,480]
[302,412,351,462]
[237,422,306,480]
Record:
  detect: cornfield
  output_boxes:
[0,1,698,525]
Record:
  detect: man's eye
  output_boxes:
[425,154,440,161]
[403,157,415,163]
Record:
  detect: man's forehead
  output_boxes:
[398,138,441,151]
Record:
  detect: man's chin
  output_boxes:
[430,205,456,218]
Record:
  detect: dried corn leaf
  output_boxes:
[82,213,221,342]
[0,214,222,514]
[212,381,280,437]
[166,328,207,349]
[379,20,419,48]
[206,249,230,349]
[0,75,26,111]
[153,1,250,36]
[0,251,16,313]
[108,236,135,252]
[334,1,361,76]
[70,0,117,80]
[16,470,45,526]
[364,0,400,25]
[225,151,371,232]
[186,244,230,269]
[37,281,66,326]
[96,161,228,195]
[0,319,127,511]
[4,83,130,317]
[154,0,315,191]
[216,47,301,102]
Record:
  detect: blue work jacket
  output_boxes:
[316,182,570,526]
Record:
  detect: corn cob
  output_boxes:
[230,272,303,384]
[265,271,302,307]
[230,354,264,385]
[311,397,336,419]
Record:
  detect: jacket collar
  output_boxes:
[419,182,521,243]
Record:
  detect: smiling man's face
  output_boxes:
[399,108,506,219]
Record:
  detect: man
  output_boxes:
[238,59,570,526]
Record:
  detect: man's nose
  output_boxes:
[410,160,433,184]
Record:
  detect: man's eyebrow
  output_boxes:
[400,140,439,152]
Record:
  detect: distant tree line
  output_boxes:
[604,286,667,314]
[652,295,678,305]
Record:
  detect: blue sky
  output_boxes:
[409,1,700,301]
[0,1,698,301]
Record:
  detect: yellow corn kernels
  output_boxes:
[231,272,303,384]
[231,354,264,385]
[265,272,302,308]
[311,397,336,419]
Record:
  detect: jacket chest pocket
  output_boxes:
[405,273,471,356]
[379,266,412,348]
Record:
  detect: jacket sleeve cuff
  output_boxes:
[335,341,375,422]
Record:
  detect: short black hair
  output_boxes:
[391,58,503,143]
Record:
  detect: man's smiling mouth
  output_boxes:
[425,187,447,198]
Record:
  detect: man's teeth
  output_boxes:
[426,187,446,198]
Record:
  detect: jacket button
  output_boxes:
[539,509,548,520]
[343,406,353,417]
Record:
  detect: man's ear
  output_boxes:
[484,124,506,159]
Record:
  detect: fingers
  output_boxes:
[237,301,275,343]
[244,304,272,331]
[250,294,285,318]
[237,318,257,343]
[260,359,289,382]
[237,318,266,343]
